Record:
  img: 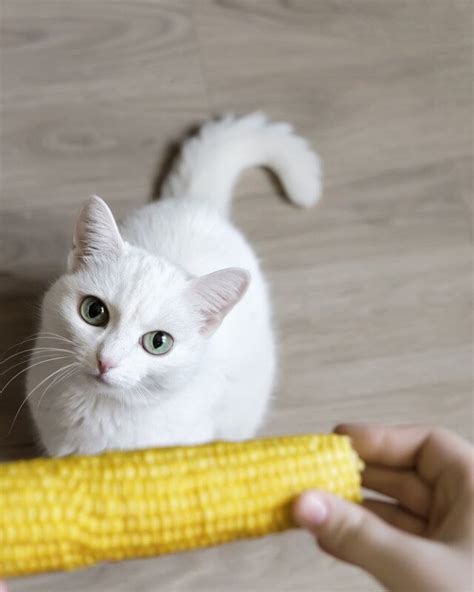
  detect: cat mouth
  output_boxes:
[85,371,114,387]
[94,375,109,384]
[84,369,136,393]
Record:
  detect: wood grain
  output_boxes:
[1,1,472,590]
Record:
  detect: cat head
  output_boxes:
[41,196,250,402]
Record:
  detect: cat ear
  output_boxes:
[68,195,124,271]
[186,268,251,336]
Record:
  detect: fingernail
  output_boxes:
[294,491,328,527]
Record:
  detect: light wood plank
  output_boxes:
[2,1,472,590]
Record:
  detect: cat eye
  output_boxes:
[142,331,174,356]
[80,296,109,327]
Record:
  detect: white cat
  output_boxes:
[26,113,321,456]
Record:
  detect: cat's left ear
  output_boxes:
[68,195,124,271]
[186,268,251,336]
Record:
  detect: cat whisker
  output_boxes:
[34,331,76,345]
[0,356,73,394]
[2,331,75,355]
[8,363,79,436]
[26,330,75,342]
[0,347,75,368]
[0,351,73,376]
[36,365,79,411]
[7,331,71,347]
[1,331,51,353]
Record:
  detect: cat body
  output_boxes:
[26,113,321,456]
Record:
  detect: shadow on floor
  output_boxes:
[0,273,50,460]
[148,118,289,204]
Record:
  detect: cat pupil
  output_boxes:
[153,332,164,349]
[89,302,103,318]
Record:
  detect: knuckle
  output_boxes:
[431,426,451,441]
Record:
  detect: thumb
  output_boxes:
[293,490,423,589]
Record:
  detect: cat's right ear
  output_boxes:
[67,195,124,271]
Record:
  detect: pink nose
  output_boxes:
[97,356,115,375]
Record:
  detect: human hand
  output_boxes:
[293,424,474,591]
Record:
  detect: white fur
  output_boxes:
[27,113,322,456]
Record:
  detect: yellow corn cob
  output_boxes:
[0,434,362,577]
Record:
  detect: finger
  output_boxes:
[416,428,474,485]
[363,499,427,536]
[362,466,431,517]
[335,424,471,484]
[334,424,430,468]
[293,490,426,590]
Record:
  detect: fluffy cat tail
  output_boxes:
[160,112,322,217]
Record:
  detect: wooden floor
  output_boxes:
[1,1,472,590]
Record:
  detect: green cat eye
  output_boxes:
[142,331,174,356]
[80,296,109,327]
